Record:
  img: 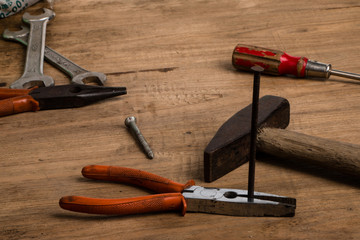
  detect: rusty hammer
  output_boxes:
[204,95,360,182]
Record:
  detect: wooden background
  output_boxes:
[0,0,359,239]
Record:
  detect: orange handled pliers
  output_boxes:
[59,165,296,217]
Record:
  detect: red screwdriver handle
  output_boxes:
[232,44,308,77]
[59,193,187,216]
[81,165,195,194]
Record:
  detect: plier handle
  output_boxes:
[0,88,40,116]
[59,165,195,216]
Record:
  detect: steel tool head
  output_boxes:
[204,95,290,182]
[2,26,30,45]
[183,185,296,217]
[10,76,54,89]
[22,8,55,23]
[29,84,127,110]
[10,9,55,89]
[72,72,107,85]
[3,27,107,86]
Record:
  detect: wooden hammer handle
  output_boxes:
[257,128,360,178]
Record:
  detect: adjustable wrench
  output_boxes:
[10,8,55,89]
[3,26,107,85]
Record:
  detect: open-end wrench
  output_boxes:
[3,26,107,86]
[10,8,55,89]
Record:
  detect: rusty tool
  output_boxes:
[204,94,360,182]
[232,44,360,81]
[59,165,296,217]
[0,85,126,117]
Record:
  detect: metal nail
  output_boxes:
[247,66,264,201]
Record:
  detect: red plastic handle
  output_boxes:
[59,193,187,216]
[82,165,195,193]
[232,44,308,77]
[0,95,40,117]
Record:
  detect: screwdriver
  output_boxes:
[232,44,360,81]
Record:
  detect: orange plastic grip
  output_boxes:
[59,193,187,215]
[82,165,195,193]
[0,95,40,117]
[0,88,33,100]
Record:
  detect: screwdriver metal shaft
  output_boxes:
[330,69,360,81]
[232,44,360,81]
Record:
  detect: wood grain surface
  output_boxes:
[0,0,359,239]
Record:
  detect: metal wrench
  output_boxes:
[3,26,107,86]
[10,8,55,89]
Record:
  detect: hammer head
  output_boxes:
[204,95,290,182]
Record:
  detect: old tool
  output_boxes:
[59,165,296,217]
[10,8,55,89]
[232,44,360,81]
[0,85,127,117]
[125,116,154,159]
[204,95,360,182]
[3,26,107,85]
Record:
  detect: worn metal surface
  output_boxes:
[184,185,296,217]
[3,26,107,85]
[204,95,290,182]
[30,84,127,110]
[10,8,55,89]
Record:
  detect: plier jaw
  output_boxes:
[30,85,127,110]
[183,186,296,217]
[0,85,126,117]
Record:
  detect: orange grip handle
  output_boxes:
[0,95,40,117]
[0,88,33,100]
[59,193,187,215]
[82,165,195,193]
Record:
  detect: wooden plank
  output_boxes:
[0,0,359,239]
